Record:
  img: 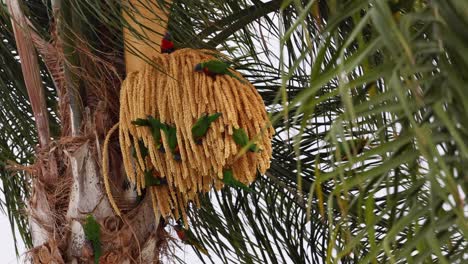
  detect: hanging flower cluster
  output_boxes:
[111,48,273,223]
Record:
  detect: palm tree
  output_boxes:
[1,0,466,263]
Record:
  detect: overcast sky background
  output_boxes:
[0,190,26,263]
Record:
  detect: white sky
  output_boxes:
[0,200,26,263]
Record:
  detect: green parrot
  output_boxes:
[233,128,259,152]
[132,116,165,152]
[191,112,222,144]
[335,137,369,161]
[131,140,149,160]
[222,169,253,193]
[83,215,102,264]
[161,124,181,161]
[194,60,245,84]
[131,118,150,127]
[174,224,208,255]
[144,169,167,187]
[147,116,165,152]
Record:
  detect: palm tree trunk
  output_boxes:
[7,0,60,256]
[8,0,172,262]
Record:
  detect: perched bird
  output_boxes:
[191,113,221,144]
[233,128,259,152]
[335,137,369,161]
[147,116,165,152]
[174,224,208,255]
[161,31,174,54]
[83,215,102,264]
[131,118,150,127]
[144,169,167,187]
[194,60,245,83]
[222,169,253,193]
[132,116,165,152]
[161,124,180,161]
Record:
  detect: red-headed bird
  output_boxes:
[161,32,174,54]
[174,224,208,255]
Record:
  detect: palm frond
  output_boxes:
[281,0,468,262]
[169,0,467,263]
[0,6,36,253]
[0,3,60,253]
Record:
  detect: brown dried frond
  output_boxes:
[73,39,123,115]
[28,17,70,137]
[5,160,37,175]
[28,239,64,264]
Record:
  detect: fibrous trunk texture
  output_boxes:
[27,133,165,263]
[9,0,173,262]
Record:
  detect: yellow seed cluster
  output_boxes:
[119,48,273,221]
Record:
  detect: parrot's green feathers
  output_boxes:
[226,70,246,84]
[233,128,249,146]
[147,116,163,140]
[161,124,178,153]
[193,242,209,255]
[248,143,259,152]
[233,128,259,152]
[203,60,230,73]
[192,113,221,141]
[144,170,166,187]
[196,60,246,84]
[84,215,100,241]
[145,116,167,150]
[223,169,234,182]
[147,116,164,130]
[175,224,209,255]
[132,140,148,159]
[132,118,150,127]
[133,116,164,149]
[222,169,253,192]
[83,215,102,264]
[167,126,177,151]
[207,112,222,123]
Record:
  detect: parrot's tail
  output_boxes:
[228,71,247,84]
[193,242,209,255]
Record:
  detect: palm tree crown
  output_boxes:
[0,0,466,263]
